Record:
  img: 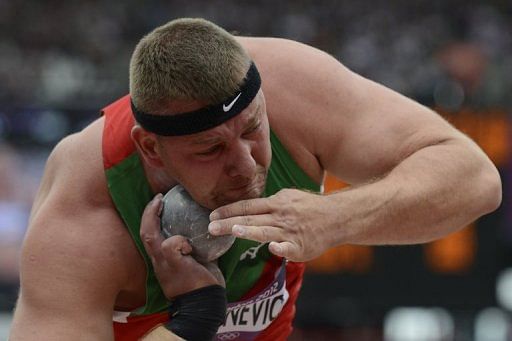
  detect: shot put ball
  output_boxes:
[160,185,236,263]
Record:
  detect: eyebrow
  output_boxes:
[191,136,223,146]
[244,111,261,132]
[191,102,262,146]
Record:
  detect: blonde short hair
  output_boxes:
[129,18,251,114]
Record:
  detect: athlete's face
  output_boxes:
[155,91,271,209]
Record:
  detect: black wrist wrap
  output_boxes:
[166,284,227,341]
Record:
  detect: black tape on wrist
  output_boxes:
[166,284,227,341]
[131,62,261,136]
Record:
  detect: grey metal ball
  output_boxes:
[160,185,235,263]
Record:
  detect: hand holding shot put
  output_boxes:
[140,193,221,297]
[140,190,229,341]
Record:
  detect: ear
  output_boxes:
[131,125,164,167]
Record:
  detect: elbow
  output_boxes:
[478,162,502,215]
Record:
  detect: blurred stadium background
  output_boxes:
[1,1,511,340]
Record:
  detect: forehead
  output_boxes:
[187,92,264,145]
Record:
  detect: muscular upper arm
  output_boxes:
[309,60,461,183]
[252,38,467,185]
[10,126,129,340]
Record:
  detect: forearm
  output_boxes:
[327,137,501,246]
[206,136,501,261]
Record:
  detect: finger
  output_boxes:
[140,193,165,260]
[204,262,225,287]
[160,237,219,287]
[208,214,274,236]
[268,241,297,259]
[210,197,272,221]
[160,235,193,262]
[231,225,283,243]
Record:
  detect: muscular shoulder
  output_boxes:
[21,117,137,306]
[240,37,351,107]
[239,37,350,182]
[240,37,342,83]
[38,117,111,210]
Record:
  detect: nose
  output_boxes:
[225,140,257,178]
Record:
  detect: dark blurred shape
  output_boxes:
[437,43,487,95]
[433,42,491,110]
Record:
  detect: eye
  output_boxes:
[242,122,261,136]
[196,145,222,157]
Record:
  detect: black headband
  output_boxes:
[131,62,261,136]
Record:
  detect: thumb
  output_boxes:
[160,235,193,262]
[268,241,296,260]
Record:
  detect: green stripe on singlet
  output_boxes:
[105,153,166,314]
[105,129,320,314]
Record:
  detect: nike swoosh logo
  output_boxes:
[222,92,242,112]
